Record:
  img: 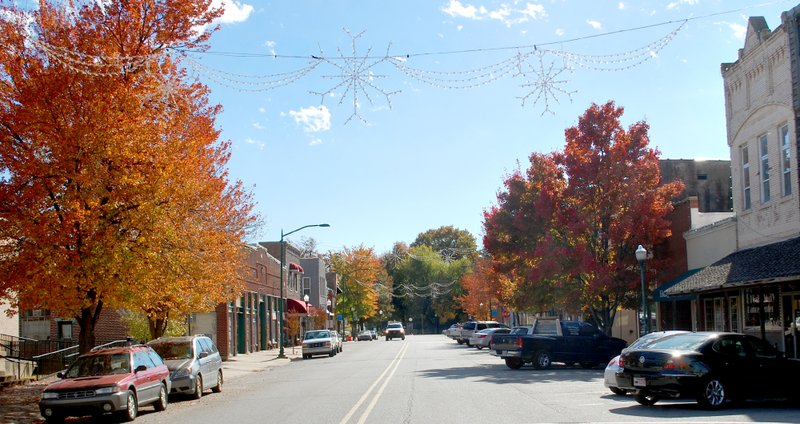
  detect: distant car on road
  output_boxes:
[148,335,223,399]
[385,322,405,341]
[357,330,373,341]
[302,330,338,359]
[39,345,170,423]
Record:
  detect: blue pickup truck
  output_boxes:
[490,318,627,370]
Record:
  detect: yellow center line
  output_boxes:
[339,342,409,424]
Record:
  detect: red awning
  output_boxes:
[286,298,309,314]
[289,262,304,273]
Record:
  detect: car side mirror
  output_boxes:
[135,365,147,373]
[57,371,65,379]
[199,351,209,359]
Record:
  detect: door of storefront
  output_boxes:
[782,293,800,359]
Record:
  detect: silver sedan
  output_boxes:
[468,327,511,350]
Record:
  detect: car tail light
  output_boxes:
[617,356,624,367]
[515,337,523,348]
[607,357,618,367]
[478,334,487,339]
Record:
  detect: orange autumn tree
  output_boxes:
[484,101,683,334]
[0,1,255,352]
[329,245,382,333]
[458,257,513,321]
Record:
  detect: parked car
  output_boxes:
[330,331,343,353]
[458,320,506,346]
[147,335,223,399]
[357,330,373,341]
[469,327,511,350]
[369,329,378,340]
[443,323,460,337]
[385,321,405,341]
[39,345,170,423]
[302,330,338,358]
[617,332,800,408]
[603,330,688,395]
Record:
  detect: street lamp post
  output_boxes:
[303,294,310,332]
[278,223,330,359]
[635,244,649,336]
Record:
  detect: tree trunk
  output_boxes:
[76,296,103,354]
[149,317,168,340]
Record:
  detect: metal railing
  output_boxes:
[1,334,133,379]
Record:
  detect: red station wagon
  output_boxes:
[39,345,171,423]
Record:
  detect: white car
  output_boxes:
[604,330,688,395]
[302,330,338,359]
[468,327,511,350]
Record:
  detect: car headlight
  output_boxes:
[41,392,59,399]
[172,367,191,379]
[95,386,120,395]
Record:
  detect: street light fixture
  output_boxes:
[278,223,330,359]
[635,244,649,336]
[303,294,310,332]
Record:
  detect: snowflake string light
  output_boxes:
[310,29,400,124]
[517,50,575,116]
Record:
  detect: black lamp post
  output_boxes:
[635,244,649,336]
[278,223,329,359]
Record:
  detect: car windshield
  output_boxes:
[388,323,402,329]
[644,333,711,351]
[149,341,192,360]
[65,353,130,377]
[305,331,331,339]
[628,331,687,350]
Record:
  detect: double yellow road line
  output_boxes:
[339,342,409,424]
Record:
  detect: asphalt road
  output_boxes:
[17,335,800,424]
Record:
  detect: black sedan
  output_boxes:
[617,332,800,409]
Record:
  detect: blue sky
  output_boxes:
[192,0,793,254]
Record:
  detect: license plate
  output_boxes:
[633,376,646,387]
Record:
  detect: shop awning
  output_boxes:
[289,262,304,273]
[286,298,309,313]
[664,235,800,296]
[654,269,702,302]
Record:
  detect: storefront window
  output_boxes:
[744,286,782,347]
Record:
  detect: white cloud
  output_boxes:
[252,122,265,130]
[244,137,265,150]
[441,0,546,26]
[555,28,565,37]
[211,0,254,24]
[265,40,277,56]
[667,0,699,11]
[258,107,266,113]
[288,105,331,133]
[309,138,323,146]
[729,22,747,40]
[587,20,602,30]
[442,0,479,19]
[618,2,625,10]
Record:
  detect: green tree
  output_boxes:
[412,226,478,261]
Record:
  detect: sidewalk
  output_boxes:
[221,346,301,380]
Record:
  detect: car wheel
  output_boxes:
[532,350,552,370]
[476,346,483,350]
[580,362,596,369]
[303,354,309,359]
[154,383,168,411]
[192,375,203,400]
[401,336,405,340]
[609,387,627,396]
[118,390,138,422]
[211,370,223,393]
[696,377,727,409]
[386,337,390,341]
[329,349,336,357]
[457,339,464,345]
[634,391,659,406]
[505,358,524,370]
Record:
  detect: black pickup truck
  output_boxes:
[491,318,626,370]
